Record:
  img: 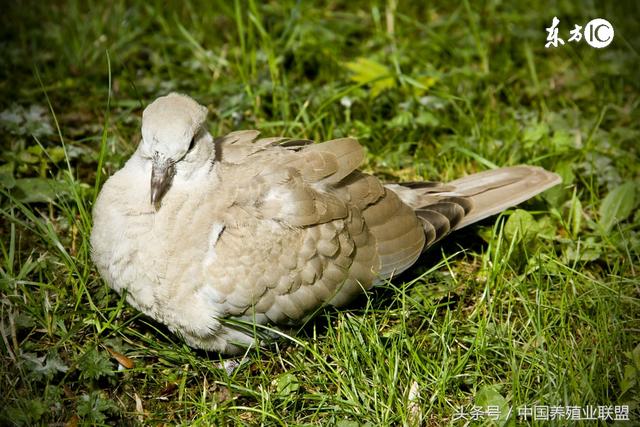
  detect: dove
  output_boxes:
[91,93,561,354]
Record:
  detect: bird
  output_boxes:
[91,93,561,354]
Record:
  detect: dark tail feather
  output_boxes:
[398,166,560,248]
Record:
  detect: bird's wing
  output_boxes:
[204,134,427,326]
[213,130,311,164]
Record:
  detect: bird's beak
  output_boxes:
[150,157,175,211]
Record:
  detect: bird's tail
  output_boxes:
[386,166,561,247]
[445,166,561,229]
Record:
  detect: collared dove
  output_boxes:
[91,93,561,354]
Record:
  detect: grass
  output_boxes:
[1,0,639,425]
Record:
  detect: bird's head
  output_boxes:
[139,93,210,210]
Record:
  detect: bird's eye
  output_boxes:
[188,136,196,152]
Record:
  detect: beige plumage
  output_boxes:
[91,93,561,354]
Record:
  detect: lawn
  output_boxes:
[1,1,638,425]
